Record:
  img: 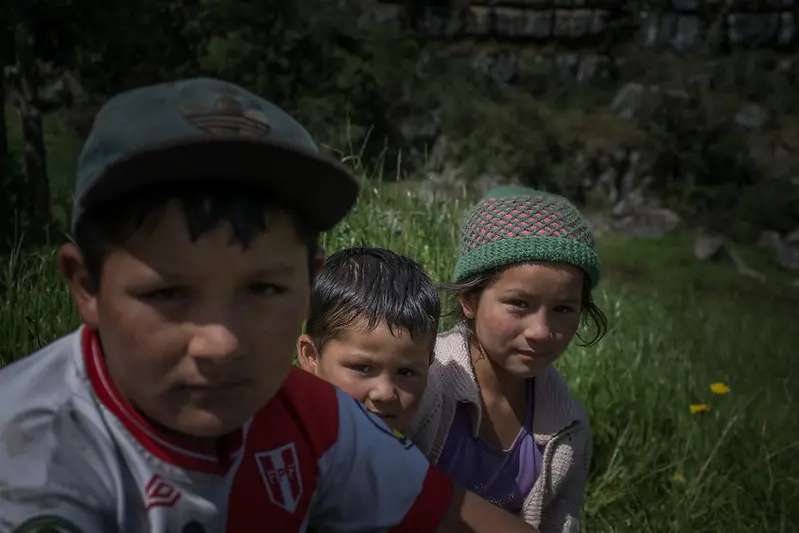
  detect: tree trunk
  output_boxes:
[0,80,7,159]
[14,19,51,237]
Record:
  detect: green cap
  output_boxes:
[71,77,358,232]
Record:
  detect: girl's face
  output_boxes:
[461,262,584,379]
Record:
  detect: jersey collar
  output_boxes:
[81,325,244,475]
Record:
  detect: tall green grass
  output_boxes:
[1,172,797,532]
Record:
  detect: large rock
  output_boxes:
[415,167,521,204]
[609,82,688,119]
[641,12,702,50]
[694,232,766,280]
[735,103,770,130]
[609,83,645,120]
[610,206,681,239]
[758,229,799,270]
[357,3,404,28]
[694,232,725,261]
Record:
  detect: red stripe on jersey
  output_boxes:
[226,368,340,530]
[389,465,454,533]
[81,326,242,475]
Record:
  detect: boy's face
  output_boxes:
[298,321,432,432]
[60,200,322,442]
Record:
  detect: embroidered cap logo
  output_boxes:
[180,92,272,138]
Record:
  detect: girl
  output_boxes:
[408,186,607,532]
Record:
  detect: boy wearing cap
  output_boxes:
[0,78,540,533]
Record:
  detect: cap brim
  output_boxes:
[80,137,358,232]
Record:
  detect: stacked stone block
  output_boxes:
[382,0,797,50]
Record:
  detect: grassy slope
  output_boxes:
[2,106,798,531]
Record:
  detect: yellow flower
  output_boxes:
[690,403,711,414]
[710,382,730,395]
[672,472,685,483]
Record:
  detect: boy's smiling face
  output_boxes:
[59,199,322,442]
[298,320,432,433]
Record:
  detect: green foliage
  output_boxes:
[729,180,799,237]
[640,88,756,209]
[443,92,561,186]
[638,87,798,237]
[8,0,799,243]
[181,0,420,160]
[11,0,484,176]
[179,0,483,171]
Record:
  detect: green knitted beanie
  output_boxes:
[453,186,600,288]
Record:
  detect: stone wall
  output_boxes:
[372,0,797,51]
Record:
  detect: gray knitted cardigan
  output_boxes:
[406,326,593,532]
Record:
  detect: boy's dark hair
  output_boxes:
[305,246,440,352]
[440,265,608,347]
[74,179,319,292]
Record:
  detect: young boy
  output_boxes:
[297,246,438,434]
[0,77,540,532]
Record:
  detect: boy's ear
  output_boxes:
[312,247,325,277]
[296,334,321,373]
[58,243,100,329]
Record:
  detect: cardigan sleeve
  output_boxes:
[408,357,464,463]
[408,328,482,463]
[407,359,445,458]
[536,420,592,532]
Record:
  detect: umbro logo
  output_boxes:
[144,473,181,511]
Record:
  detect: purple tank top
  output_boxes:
[436,380,542,514]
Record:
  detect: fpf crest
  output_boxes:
[255,443,303,513]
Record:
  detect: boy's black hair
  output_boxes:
[305,246,440,352]
[74,178,319,292]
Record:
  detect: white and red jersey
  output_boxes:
[0,327,453,532]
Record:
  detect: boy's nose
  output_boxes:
[187,324,240,361]
[368,378,397,405]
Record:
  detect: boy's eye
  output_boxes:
[143,287,187,301]
[248,282,283,296]
[554,305,577,314]
[398,368,416,378]
[349,364,372,374]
